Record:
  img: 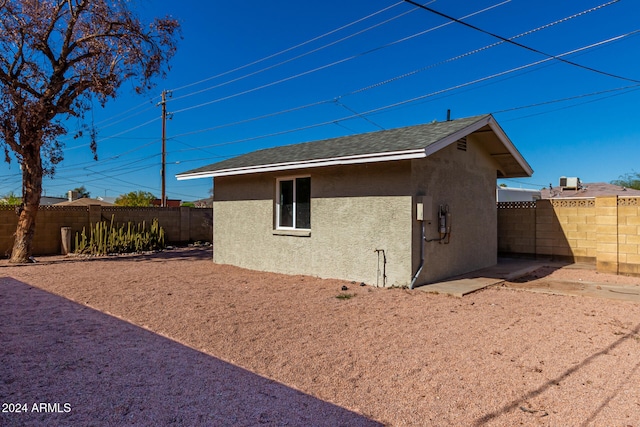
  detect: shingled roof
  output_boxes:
[177,114,532,180]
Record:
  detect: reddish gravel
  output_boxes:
[1,247,640,426]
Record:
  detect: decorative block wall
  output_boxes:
[498,196,640,276]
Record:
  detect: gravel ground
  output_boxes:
[1,247,640,426]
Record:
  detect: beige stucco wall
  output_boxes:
[213,134,505,286]
[410,135,499,284]
[213,162,414,286]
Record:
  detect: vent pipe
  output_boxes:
[446,109,451,121]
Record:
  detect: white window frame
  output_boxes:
[276,175,311,231]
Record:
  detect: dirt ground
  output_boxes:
[1,247,640,426]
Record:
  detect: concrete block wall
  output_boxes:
[101,207,184,242]
[618,198,640,276]
[534,199,559,258]
[497,201,536,255]
[37,206,90,255]
[189,207,213,243]
[1,205,213,257]
[546,199,597,262]
[0,206,90,257]
[596,197,618,273]
[498,196,640,276]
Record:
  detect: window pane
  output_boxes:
[279,180,293,227]
[295,177,311,229]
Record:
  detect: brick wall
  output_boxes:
[0,205,212,257]
[498,196,640,276]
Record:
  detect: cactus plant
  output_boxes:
[74,216,165,255]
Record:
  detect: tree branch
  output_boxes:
[37,2,67,66]
[0,119,21,157]
[5,15,26,79]
[59,0,88,65]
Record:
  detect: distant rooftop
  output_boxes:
[541,182,640,198]
[54,198,114,206]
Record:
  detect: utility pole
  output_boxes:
[159,90,171,207]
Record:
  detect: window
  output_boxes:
[277,176,310,229]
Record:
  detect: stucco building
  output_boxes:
[177,114,532,287]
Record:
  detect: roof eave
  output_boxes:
[176,149,427,180]
[423,115,533,178]
[176,115,534,181]
[487,117,533,177]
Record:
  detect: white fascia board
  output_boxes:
[423,115,533,177]
[423,115,493,157]
[485,117,534,177]
[176,171,218,180]
[176,149,426,180]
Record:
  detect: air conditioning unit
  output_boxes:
[559,176,580,190]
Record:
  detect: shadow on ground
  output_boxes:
[0,277,381,427]
[453,257,572,282]
[123,245,213,262]
[0,246,214,268]
[473,322,640,426]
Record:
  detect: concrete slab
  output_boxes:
[418,277,503,297]
[416,257,640,302]
[415,258,556,297]
[504,280,640,302]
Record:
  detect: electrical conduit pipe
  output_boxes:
[409,220,426,289]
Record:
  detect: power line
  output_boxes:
[76,168,205,201]
[493,84,640,115]
[169,100,330,139]
[169,2,407,94]
[333,99,385,130]
[403,0,640,83]
[167,3,630,142]
[170,31,639,154]
[58,98,159,147]
[356,32,640,116]
[20,39,635,191]
[170,138,220,156]
[497,85,640,122]
[51,3,405,174]
[51,139,161,173]
[65,116,160,152]
[349,0,621,96]
[500,179,548,189]
[169,1,510,115]
[37,2,636,196]
[54,0,509,163]
[168,2,421,104]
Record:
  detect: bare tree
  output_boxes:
[0,0,180,262]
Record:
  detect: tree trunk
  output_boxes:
[9,149,43,263]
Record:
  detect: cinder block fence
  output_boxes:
[0,205,212,257]
[498,197,640,276]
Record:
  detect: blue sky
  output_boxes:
[2,0,639,201]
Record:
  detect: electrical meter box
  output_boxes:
[416,196,432,222]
